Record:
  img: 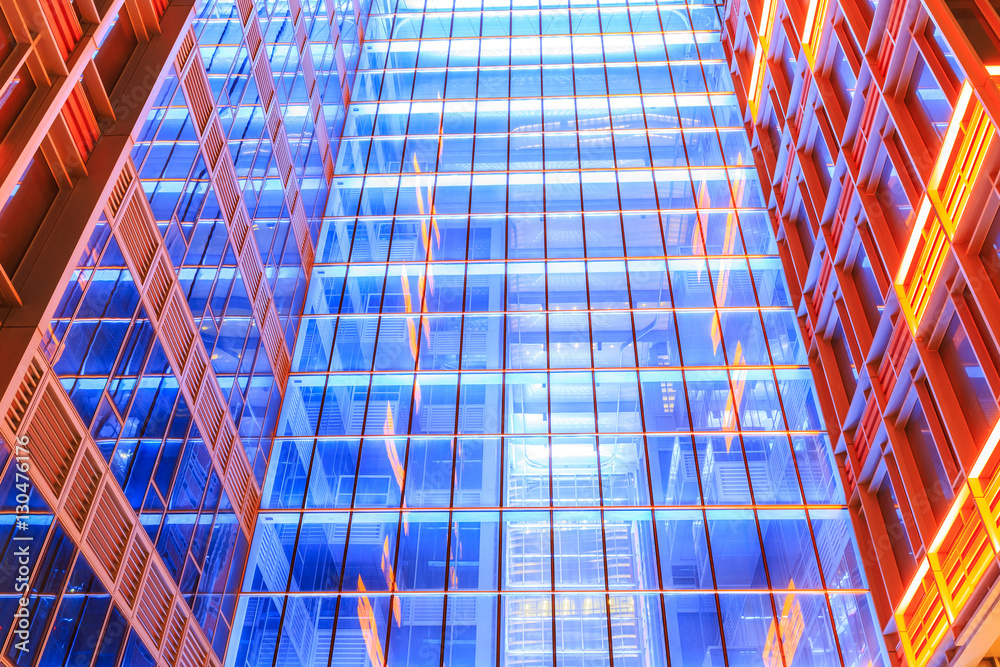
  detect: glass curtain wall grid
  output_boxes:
[0,0,890,663]
[227,0,889,665]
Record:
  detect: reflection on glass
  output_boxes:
[225,0,889,664]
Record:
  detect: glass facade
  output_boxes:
[11,0,1000,661]
[226,0,889,665]
[0,0,891,663]
[44,218,248,658]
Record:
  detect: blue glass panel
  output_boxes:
[777,369,826,430]
[215,1,890,663]
[274,597,336,667]
[444,595,497,665]
[676,311,725,365]
[719,311,769,365]
[455,437,501,506]
[291,513,347,591]
[342,512,399,591]
[386,596,445,663]
[830,594,887,667]
[229,596,284,667]
[638,371,689,431]
[707,510,766,588]
[774,592,840,666]
[696,435,751,504]
[655,509,712,588]
[404,437,454,505]
[450,511,500,589]
[501,595,553,665]
[758,509,823,589]
[663,593,724,667]
[811,509,867,589]
[744,435,801,504]
[243,515,297,592]
[396,511,449,589]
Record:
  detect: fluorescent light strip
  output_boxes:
[929,82,972,191]
[896,197,932,285]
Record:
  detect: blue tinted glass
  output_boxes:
[221,0,890,664]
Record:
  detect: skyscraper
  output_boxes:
[722,0,1000,662]
[0,0,892,665]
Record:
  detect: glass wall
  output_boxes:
[228,0,889,664]
[40,220,247,658]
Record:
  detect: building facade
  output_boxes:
[0,0,898,666]
[231,0,891,664]
[722,0,1000,662]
